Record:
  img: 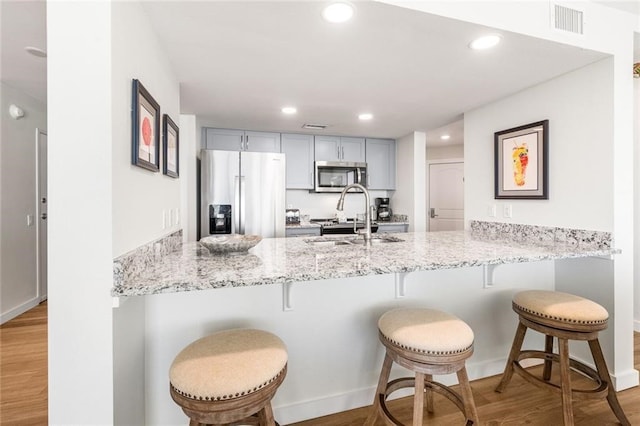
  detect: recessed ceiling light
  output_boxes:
[469,34,502,50]
[440,134,451,140]
[24,46,47,58]
[358,113,373,120]
[322,2,355,23]
[281,106,297,114]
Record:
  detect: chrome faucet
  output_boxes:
[336,183,372,244]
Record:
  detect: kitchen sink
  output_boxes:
[304,236,403,246]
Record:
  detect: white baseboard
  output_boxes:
[611,368,640,391]
[634,319,640,333]
[0,297,40,325]
[274,357,513,424]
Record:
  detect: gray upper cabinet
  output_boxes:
[281,133,314,189]
[204,128,281,153]
[366,138,396,190]
[314,136,365,162]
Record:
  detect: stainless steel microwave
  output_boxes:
[314,161,367,193]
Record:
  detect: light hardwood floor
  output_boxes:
[0,301,47,425]
[0,302,638,425]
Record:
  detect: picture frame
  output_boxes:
[494,119,549,199]
[131,79,160,172]
[163,114,179,178]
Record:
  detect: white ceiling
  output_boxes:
[3,1,631,147]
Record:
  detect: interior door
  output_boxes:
[428,162,464,231]
[36,129,48,301]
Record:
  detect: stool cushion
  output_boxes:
[513,290,608,326]
[169,329,287,401]
[378,308,474,355]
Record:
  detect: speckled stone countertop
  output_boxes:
[112,225,617,297]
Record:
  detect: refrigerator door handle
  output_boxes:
[239,176,246,234]
[234,176,241,233]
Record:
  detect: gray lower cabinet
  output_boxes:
[315,136,365,162]
[366,138,396,190]
[204,128,281,153]
[281,133,314,189]
[376,223,408,233]
[285,226,321,237]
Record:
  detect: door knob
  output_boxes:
[429,208,438,219]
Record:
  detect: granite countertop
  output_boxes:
[112,225,617,297]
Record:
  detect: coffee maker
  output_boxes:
[375,197,392,221]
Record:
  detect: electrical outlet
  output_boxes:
[162,210,167,229]
[503,204,512,218]
[488,204,496,217]
[175,208,180,225]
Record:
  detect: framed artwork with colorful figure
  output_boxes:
[163,114,179,178]
[132,79,160,172]
[494,120,548,199]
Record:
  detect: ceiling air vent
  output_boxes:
[302,123,328,130]
[552,4,584,34]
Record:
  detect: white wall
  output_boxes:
[48,2,114,423]
[0,82,47,323]
[48,1,181,424]
[111,2,181,257]
[392,131,426,231]
[180,114,198,242]
[464,56,637,388]
[465,58,614,230]
[426,144,463,161]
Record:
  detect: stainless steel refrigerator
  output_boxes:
[200,149,286,238]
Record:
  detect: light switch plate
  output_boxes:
[503,204,512,218]
[162,210,167,229]
[488,204,496,217]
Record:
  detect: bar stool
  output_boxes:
[169,328,287,426]
[365,308,479,425]
[495,290,630,426]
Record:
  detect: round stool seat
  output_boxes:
[170,328,287,402]
[378,308,474,356]
[513,290,608,331]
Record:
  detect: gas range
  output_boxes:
[310,218,379,235]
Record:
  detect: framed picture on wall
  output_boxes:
[494,120,549,199]
[163,114,179,178]
[131,79,160,172]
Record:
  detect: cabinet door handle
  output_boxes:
[245,135,249,151]
[240,135,244,150]
[341,146,344,159]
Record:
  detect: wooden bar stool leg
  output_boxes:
[543,334,554,381]
[257,402,276,426]
[588,339,631,426]
[457,366,479,425]
[425,374,434,414]
[413,372,425,426]
[558,338,574,426]
[496,321,527,392]
[365,353,393,426]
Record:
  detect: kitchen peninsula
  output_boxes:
[113,221,624,425]
[113,221,615,297]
